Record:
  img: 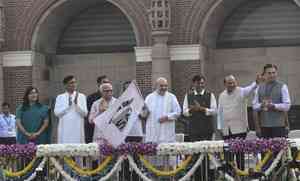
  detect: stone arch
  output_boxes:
[14,0,151,51]
[184,0,247,47]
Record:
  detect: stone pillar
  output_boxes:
[0,55,4,104]
[0,0,4,45]
[0,0,5,104]
[149,0,171,87]
[2,51,33,112]
[151,31,171,86]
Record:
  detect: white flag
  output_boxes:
[94,81,144,147]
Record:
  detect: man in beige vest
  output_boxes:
[217,74,261,169]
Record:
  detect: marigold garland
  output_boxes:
[138,155,193,176]
[64,156,113,176]
[3,157,37,177]
[230,150,272,176]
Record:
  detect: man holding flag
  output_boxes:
[89,82,117,141]
[92,81,144,147]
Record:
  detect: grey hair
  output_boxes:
[155,77,167,84]
[99,83,113,93]
[224,75,236,83]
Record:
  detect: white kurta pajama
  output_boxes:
[145,91,181,143]
[144,91,181,167]
[54,91,88,143]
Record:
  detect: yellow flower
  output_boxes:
[4,158,37,177]
[64,156,112,176]
[138,155,192,176]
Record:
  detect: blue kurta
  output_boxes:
[16,103,49,144]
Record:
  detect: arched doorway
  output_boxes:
[31,0,139,101]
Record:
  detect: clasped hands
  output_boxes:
[99,99,108,112]
[26,132,39,140]
[261,100,276,111]
[159,116,169,123]
[68,93,79,106]
[189,100,207,113]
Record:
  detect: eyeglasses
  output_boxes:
[103,89,113,92]
[68,81,76,84]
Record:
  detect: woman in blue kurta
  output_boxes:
[16,86,50,144]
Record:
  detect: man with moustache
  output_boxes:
[253,64,291,138]
[218,74,261,169]
[141,77,181,168]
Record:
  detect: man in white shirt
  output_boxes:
[144,77,182,143]
[141,77,181,168]
[183,75,217,141]
[54,75,88,143]
[0,102,16,144]
[253,64,291,138]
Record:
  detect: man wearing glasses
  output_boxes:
[89,82,116,141]
[85,75,110,143]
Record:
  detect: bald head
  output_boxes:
[156,77,168,95]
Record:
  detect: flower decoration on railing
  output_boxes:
[0,139,300,181]
[99,141,158,156]
[36,143,99,157]
[0,142,36,158]
[157,141,224,155]
[226,138,288,154]
[118,142,158,155]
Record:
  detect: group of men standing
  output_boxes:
[182,63,291,142]
[0,63,291,180]
[0,63,291,147]
[140,63,290,146]
[81,63,290,146]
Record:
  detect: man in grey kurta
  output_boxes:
[253,64,291,138]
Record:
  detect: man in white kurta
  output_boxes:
[143,77,181,167]
[144,77,181,143]
[54,75,88,143]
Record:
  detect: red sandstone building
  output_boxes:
[1,0,300,127]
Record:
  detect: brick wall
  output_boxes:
[171,60,201,105]
[3,66,32,113]
[4,0,152,50]
[136,60,202,103]
[136,62,152,98]
[3,0,220,50]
